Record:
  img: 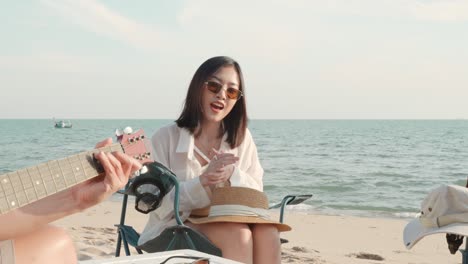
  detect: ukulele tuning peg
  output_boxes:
[115,129,123,137]
[123,126,133,134]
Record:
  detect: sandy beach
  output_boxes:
[53,199,463,264]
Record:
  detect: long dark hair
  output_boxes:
[175,56,248,148]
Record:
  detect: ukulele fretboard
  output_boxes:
[0,144,123,214]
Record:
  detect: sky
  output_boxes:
[1,0,467,119]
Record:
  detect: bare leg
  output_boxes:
[251,224,281,264]
[187,222,253,263]
[14,225,77,264]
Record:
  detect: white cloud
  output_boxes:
[39,0,167,52]
[412,0,468,22]
[175,1,307,63]
[0,53,103,73]
[2,0,466,118]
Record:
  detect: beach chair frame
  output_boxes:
[115,181,143,256]
[114,179,312,257]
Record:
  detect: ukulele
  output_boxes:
[0,128,152,215]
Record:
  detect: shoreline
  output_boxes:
[109,193,421,222]
[53,199,463,264]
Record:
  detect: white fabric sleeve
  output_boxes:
[148,128,210,222]
[229,129,264,191]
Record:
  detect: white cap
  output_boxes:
[403,184,468,249]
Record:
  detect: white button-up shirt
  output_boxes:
[138,123,264,245]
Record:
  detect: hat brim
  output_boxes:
[188,215,291,232]
[403,218,468,249]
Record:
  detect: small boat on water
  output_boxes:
[54,120,73,128]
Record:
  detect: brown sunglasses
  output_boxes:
[205,81,243,100]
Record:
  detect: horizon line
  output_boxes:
[0,118,466,121]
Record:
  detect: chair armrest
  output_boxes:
[270,194,312,223]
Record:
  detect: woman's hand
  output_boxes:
[200,149,239,187]
[70,138,142,211]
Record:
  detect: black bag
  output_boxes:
[137,225,222,256]
[125,161,175,214]
[135,162,222,256]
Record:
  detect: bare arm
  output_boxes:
[0,138,141,240]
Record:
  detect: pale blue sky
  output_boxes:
[1,0,467,119]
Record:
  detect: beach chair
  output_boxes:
[269,194,313,244]
[114,163,312,257]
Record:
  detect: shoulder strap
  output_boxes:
[193,145,211,163]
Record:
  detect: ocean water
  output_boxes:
[1,119,467,219]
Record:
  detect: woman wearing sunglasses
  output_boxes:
[138,56,281,263]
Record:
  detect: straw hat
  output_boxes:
[188,187,291,232]
[403,184,468,249]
